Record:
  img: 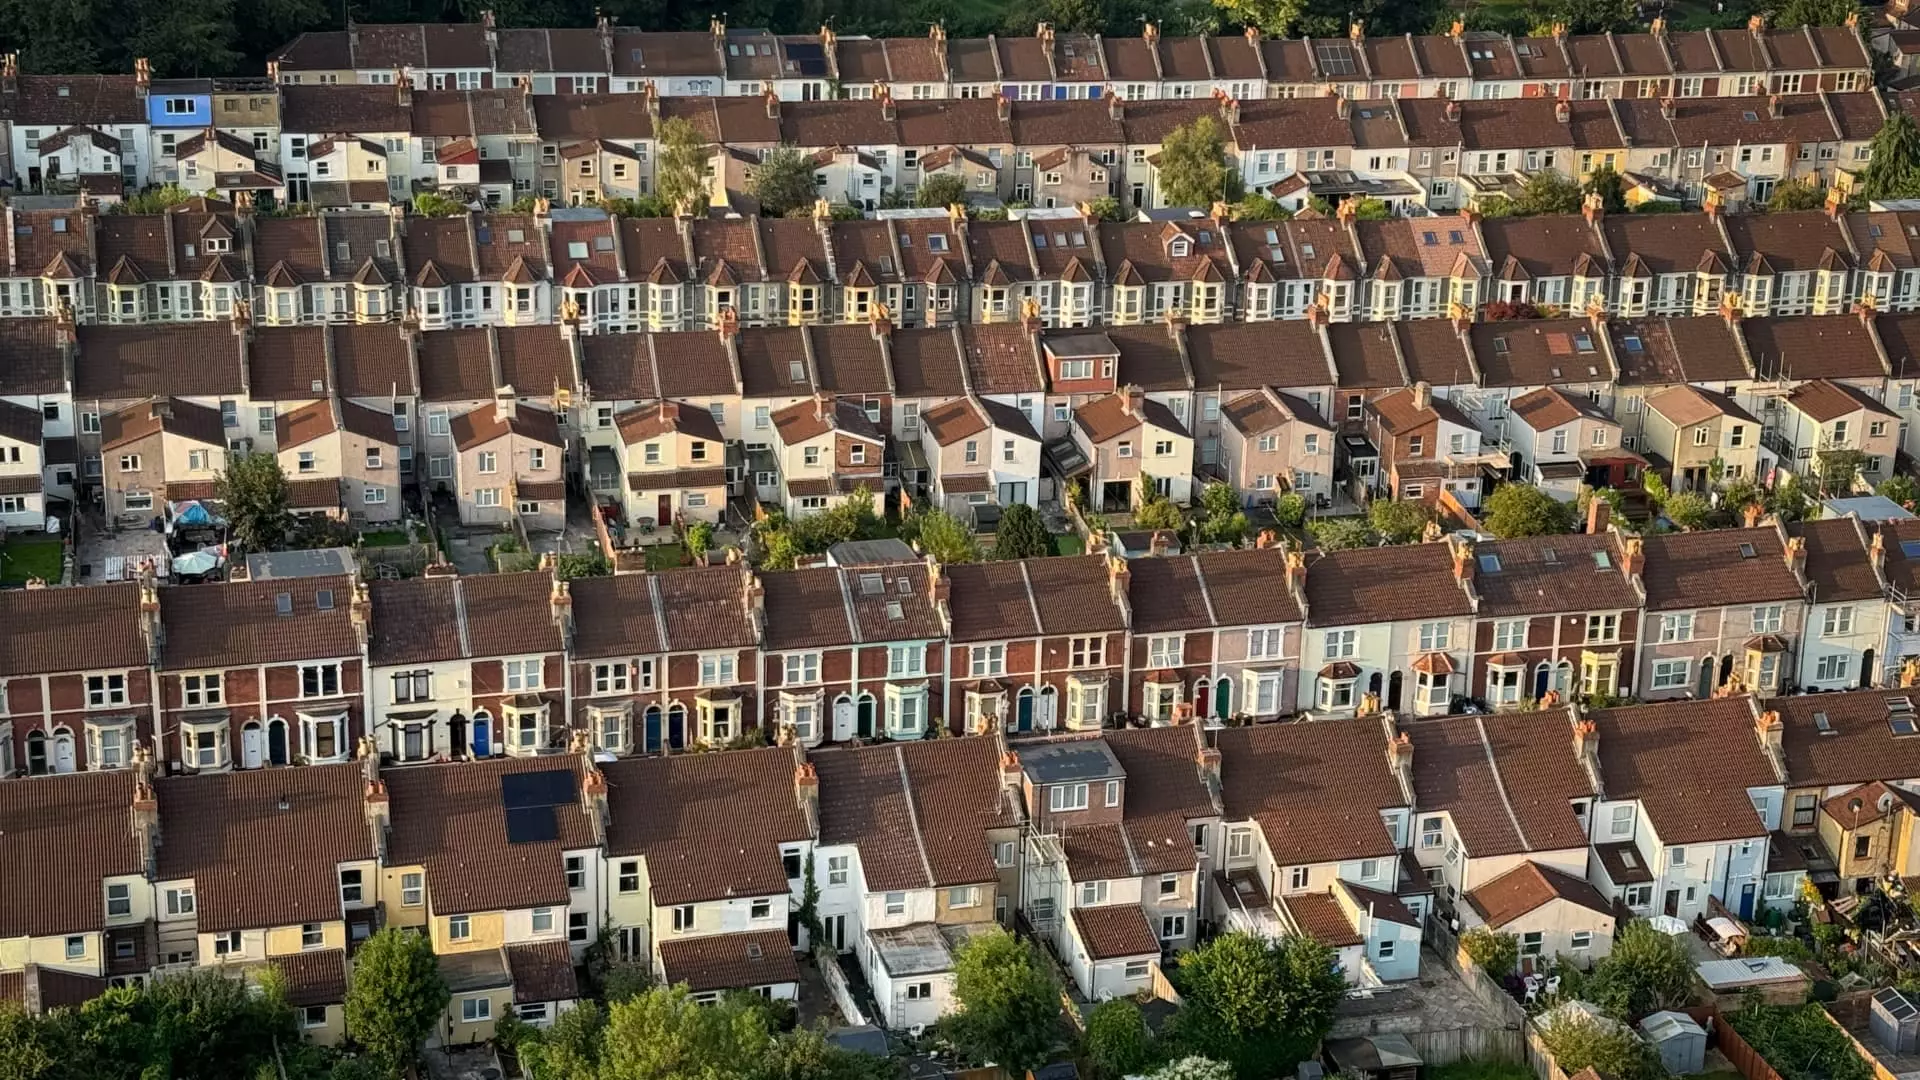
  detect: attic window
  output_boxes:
[1492,338,1509,355]
[316,589,335,611]
[1450,230,1465,244]
[1264,228,1279,245]
[1738,542,1757,559]
[334,242,350,262]
[630,48,643,62]
[477,224,492,244]
[1301,243,1315,259]
[860,573,884,595]
[51,218,66,233]
[886,601,904,620]
[1422,231,1438,246]
[1478,553,1501,573]
[375,240,390,257]
[1872,224,1884,238]
[595,236,613,251]
[1904,539,1920,560]
[878,256,893,273]
[788,360,806,383]
[56,86,69,96]
[1034,233,1048,248]
[927,234,948,252]
[898,577,911,595]
[1071,232,1086,246]
[1574,332,1594,352]
[1814,711,1834,734]
[745,941,762,959]
[508,229,526,243]
[1169,238,1191,257]
[1542,548,1558,564]
[275,592,294,615]
[1593,551,1612,570]
[1891,698,1919,736]
[1622,335,1644,352]
[568,241,589,259]
[1742,111,1759,122]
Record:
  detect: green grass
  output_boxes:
[1427,1060,1536,1080]
[645,543,688,571]
[1052,533,1085,556]
[1,534,64,585]
[359,530,409,548]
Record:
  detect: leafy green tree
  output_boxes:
[1513,172,1583,216]
[1535,0,1637,33]
[1157,116,1231,209]
[1768,473,1814,523]
[1879,473,1920,511]
[1275,492,1307,528]
[1536,1012,1666,1080]
[1169,933,1346,1079]
[686,520,716,562]
[1084,195,1124,222]
[1196,482,1251,545]
[768,1026,901,1080]
[1579,919,1696,1021]
[1767,178,1826,212]
[1134,485,1187,531]
[1368,499,1429,545]
[995,502,1053,560]
[1308,517,1373,550]
[1483,484,1576,538]
[915,508,983,565]
[1773,0,1860,27]
[511,1001,606,1080]
[0,1006,56,1080]
[1461,928,1519,979]
[411,191,469,217]
[1583,165,1626,214]
[750,146,820,218]
[602,986,775,1079]
[1641,470,1670,511]
[1663,490,1712,530]
[554,552,611,579]
[655,116,710,213]
[216,452,293,553]
[603,195,671,218]
[1085,998,1157,1079]
[915,172,969,209]
[1212,0,1307,36]
[1231,194,1293,221]
[344,927,450,1077]
[1148,1060,1236,1080]
[113,184,194,214]
[1862,111,1920,201]
[1818,448,1869,496]
[942,931,1061,1073]
[1345,197,1392,220]
[1725,1001,1873,1080]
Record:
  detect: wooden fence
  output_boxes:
[1715,1013,1788,1080]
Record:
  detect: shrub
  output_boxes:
[1461,928,1518,979]
[1275,492,1307,528]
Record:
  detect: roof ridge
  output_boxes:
[1017,559,1044,636]
[647,573,672,652]
[894,744,937,888]
[1116,818,1143,875]
[1190,554,1218,626]
[451,576,473,659]
[1473,715,1530,852]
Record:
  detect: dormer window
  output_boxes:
[1169,238,1191,258]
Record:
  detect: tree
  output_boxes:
[411,191,469,217]
[1231,193,1293,221]
[1818,449,1869,496]
[1275,492,1307,527]
[1308,517,1373,550]
[1157,116,1231,209]
[216,452,293,553]
[1774,0,1860,27]
[914,508,983,564]
[1368,498,1429,545]
[512,1001,607,1080]
[943,931,1061,1073]
[1534,0,1636,34]
[1767,178,1826,212]
[1196,482,1251,545]
[995,502,1053,559]
[1085,999,1157,1079]
[1663,491,1712,530]
[1483,484,1576,538]
[1768,473,1814,523]
[113,183,194,214]
[915,172,969,209]
[1513,171,1583,216]
[1579,920,1696,1021]
[1641,470,1670,512]
[1148,1060,1236,1080]
[603,194,671,218]
[1169,933,1346,1079]
[1583,165,1627,214]
[554,552,611,578]
[345,927,450,1076]
[686,520,716,562]
[1461,928,1519,979]
[767,1027,900,1080]
[1212,0,1307,36]
[655,116,710,213]
[1084,195,1123,221]
[1344,196,1392,220]
[750,146,819,218]
[602,986,777,1079]
[1861,111,1920,201]
[1536,1012,1666,1080]
[1879,473,1920,512]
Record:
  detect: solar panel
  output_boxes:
[502,769,576,810]
[504,806,559,844]
[1902,539,1920,559]
[1315,45,1356,75]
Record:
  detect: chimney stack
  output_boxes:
[1582,191,1605,224]
[1573,718,1599,770]
[794,760,820,829]
[1622,535,1645,577]
[1386,730,1413,796]
[131,772,160,871]
[1704,186,1723,220]
[997,94,1011,123]
[1107,553,1131,608]
[1660,95,1675,120]
[764,87,780,120]
[1451,536,1475,584]
[1873,530,1887,574]
[1444,98,1461,123]
[1123,384,1144,416]
[1755,709,1784,759]
[350,579,371,646]
[1555,100,1570,125]
[396,71,412,108]
[1743,501,1766,529]
[1412,380,1432,412]
[551,576,574,645]
[928,555,951,607]
[1785,534,1807,576]
[1586,496,1610,535]
[1826,185,1847,220]
[1767,93,1782,121]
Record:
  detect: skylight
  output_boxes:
[1478,553,1502,573]
[1622,335,1644,352]
[1738,542,1757,559]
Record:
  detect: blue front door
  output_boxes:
[644,707,662,753]
[473,718,490,757]
[1739,883,1756,920]
[668,710,686,750]
[1017,691,1034,732]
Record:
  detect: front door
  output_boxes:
[1038,687,1057,729]
[52,734,75,774]
[473,716,491,757]
[668,709,686,750]
[835,697,857,740]
[1665,889,1680,917]
[1215,677,1231,720]
[644,707,662,753]
[1740,882,1756,920]
[449,714,468,758]
[1385,671,1402,712]
[1697,657,1716,699]
[1016,689,1034,732]
[826,914,848,951]
[241,724,263,769]
[657,493,672,524]
[268,721,289,765]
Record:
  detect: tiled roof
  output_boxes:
[1776,689,1920,787]
[1107,725,1214,875]
[332,323,416,398]
[385,756,597,914]
[890,327,968,398]
[1219,718,1401,865]
[657,929,798,992]
[250,327,330,401]
[1472,533,1641,617]
[0,770,142,937]
[274,949,349,1007]
[1071,904,1160,959]
[76,324,244,400]
[1407,713,1594,859]
[1642,384,1755,428]
[581,334,657,402]
[653,564,757,652]
[506,940,579,1003]
[1639,527,1803,611]
[0,581,146,676]
[603,746,812,903]
[816,736,1018,892]
[158,575,362,669]
[1465,860,1613,928]
[0,320,66,397]
[763,562,945,650]
[154,763,375,933]
[449,404,563,451]
[1281,891,1361,947]
[566,572,663,659]
[1589,696,1777,844]
[959,322,1044,395]
[1788,517,1879,604]
[1305,542,1471,627]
